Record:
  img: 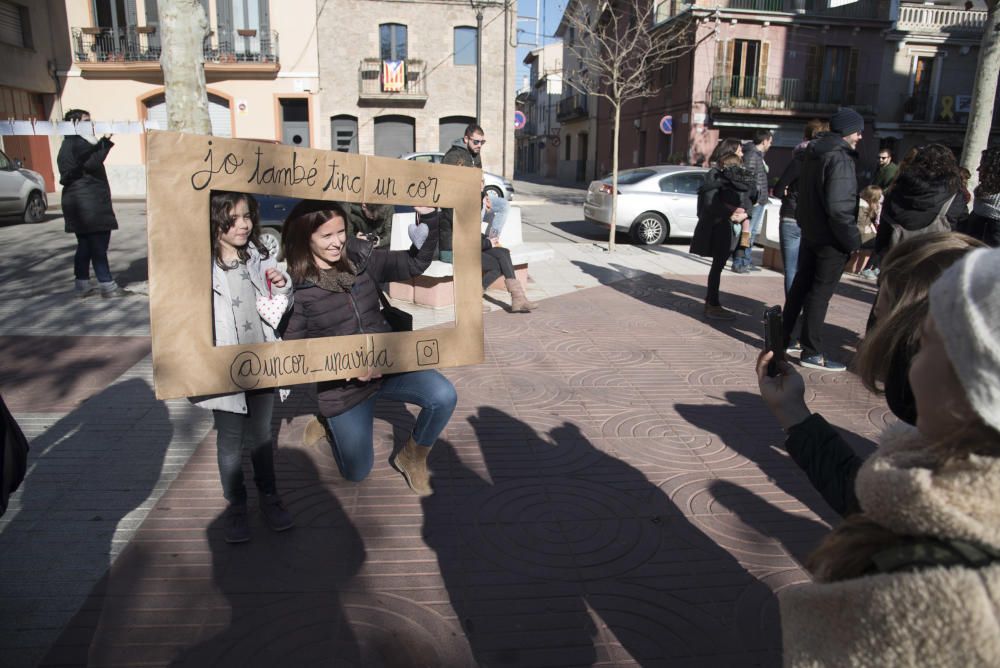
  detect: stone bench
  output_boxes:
[387,206,554,307]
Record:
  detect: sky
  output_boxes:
[515,0,566,91]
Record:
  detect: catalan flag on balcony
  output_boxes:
[382,60,406,92]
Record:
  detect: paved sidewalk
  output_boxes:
[0,204,885,666]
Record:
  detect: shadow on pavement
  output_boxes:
[421,407,795,665]
[170,448,367,667]
[571,261,862,362]
[7,378,173,667]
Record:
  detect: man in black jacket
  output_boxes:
[782,108,864,371]
[437,123,485,262]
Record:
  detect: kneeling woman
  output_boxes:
[281,202,457,496]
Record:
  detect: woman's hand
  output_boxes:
[414,206,436,216]
[756,351,812,431]
[483,195,493,211]
[355,368,383,383]
[265,267,286,289]
[730,207,748,223]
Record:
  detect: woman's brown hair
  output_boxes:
[281,200,351,284]
[210,191,267,270]
[854,232,986,395]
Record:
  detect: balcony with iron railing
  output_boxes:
[897,4,987,34]
[71,26,279,73]
[358,58,427,101]
[656,0,885,20]
[557,93,589,122]
[709,75,878,115]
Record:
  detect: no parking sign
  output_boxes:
[514,111,526,130]
[659,115,673,135]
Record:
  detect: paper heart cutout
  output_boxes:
[408,222,429,249]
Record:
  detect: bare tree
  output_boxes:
[960,0,1000,193]
[158,0,212,134]
[562,0,707,250]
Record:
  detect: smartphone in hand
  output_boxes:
[763,305,785,377]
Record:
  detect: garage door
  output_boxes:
[373,115,414,158]
[439,116,474,152]
[144,93,232,137]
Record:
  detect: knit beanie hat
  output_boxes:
[829,108,865,137]
[928,246,1000,433]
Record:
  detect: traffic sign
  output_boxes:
[659,115,673,135]
[514,111,526,130]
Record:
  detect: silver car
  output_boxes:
[584,166,709,245]
[0,149,47,223]
[399,151,514,201]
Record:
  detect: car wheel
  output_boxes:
[630,212,668,245]
[484,186,504,200]
[259,226,283,260]
[23,191,45,224]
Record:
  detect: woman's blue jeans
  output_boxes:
[324,370,457,482]
[779,218,801,297]
[74,231,114,284]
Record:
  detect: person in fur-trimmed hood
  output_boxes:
[756,246,1000,666]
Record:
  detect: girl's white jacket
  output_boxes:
[191,245,292,414]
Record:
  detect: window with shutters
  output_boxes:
[0,1,31,49]
[819,45,857,105]
[217,0,271,59]
[729,40,762,98]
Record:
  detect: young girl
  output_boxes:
[850,184,882,276]
[194,191,294,544]
[757,246,1000,664]
[281,201,456,496]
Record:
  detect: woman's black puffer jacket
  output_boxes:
[282,213,438,417]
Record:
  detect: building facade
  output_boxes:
[315,0,516,178]
[876,1,1000,163]
[554,7,599,184]
[55,0,320,196]
[0,0,64,191]
[515,42,563,178]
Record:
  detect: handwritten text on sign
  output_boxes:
[190,141,441,203]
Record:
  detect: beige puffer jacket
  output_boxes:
[780,422,1000,667]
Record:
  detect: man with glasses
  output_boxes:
[440,123,508,259]
[872,148,898,190]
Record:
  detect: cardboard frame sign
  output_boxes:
[145,131,484,401]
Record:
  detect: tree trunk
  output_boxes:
[159,0,212,134]
[609,104,621,252]
[960,0,1000,193]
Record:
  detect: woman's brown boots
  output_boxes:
[393,437,432,496]
[505,278,537,313]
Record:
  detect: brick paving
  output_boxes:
[24,271,886,667]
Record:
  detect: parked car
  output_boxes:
[0,149,47,223]
[256,194,301,260]
[583,165,780,245]
[399,151,514,201]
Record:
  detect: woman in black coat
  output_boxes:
[690,153,753,320]
[57,109,128,298]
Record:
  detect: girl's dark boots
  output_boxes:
[505,278,536,313]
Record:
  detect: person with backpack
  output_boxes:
[757,246,1000,665]
[874,143,968,259]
